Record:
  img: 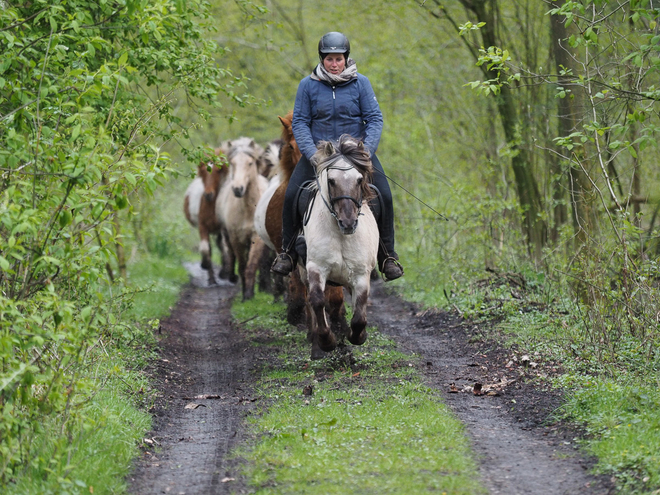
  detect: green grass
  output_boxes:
[124,251,190,321]
[559,378,660,492]
[232,292,485,495]
[7,386,151,495]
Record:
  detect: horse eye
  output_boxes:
[328,178,336,186]
[357,177,363,184]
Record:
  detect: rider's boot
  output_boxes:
[271,249,298,276]
[378,247,404,281]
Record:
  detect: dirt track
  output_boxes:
[128,264,614,494]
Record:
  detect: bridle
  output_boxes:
[315,163,364,221]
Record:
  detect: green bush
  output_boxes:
[0,0,234,486]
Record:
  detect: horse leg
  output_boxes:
[242,234,264,301]
[258,246,275,295]
[325,286,349,340]
[218,228,237,283]
[198,225,217,285]
[304,295,326,360]
[308,266,336,354]
[348,277,371,346]
[286,269,307,327]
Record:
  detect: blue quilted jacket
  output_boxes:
[291,73,384,161]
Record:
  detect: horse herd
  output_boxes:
[183,113,380,359]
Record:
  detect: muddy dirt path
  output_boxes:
[128,266,613,494]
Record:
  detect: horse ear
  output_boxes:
[357,141,364,150]
[249,139,255,148]
[323,141,334,157]
[278,116,286,126]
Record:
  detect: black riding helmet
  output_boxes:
[318,31,350,62]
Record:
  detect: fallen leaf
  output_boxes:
[449,383,459,393]
[352,372,360,377]
[221,477,235,483]
[473,383,483,395]
[184,403,206,410]
[302,385,313,396]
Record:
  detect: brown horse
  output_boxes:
[254,112,349,359]
[183,148,230,285]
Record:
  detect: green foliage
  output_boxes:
[560,379,660,492]
[0,0,233,486]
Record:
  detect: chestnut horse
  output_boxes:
[183,148,229,285]
[254,112,349,359]
[216,137,268,301]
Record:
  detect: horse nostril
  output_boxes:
[233,186,245,198]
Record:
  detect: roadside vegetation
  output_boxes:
[232,292,484,495]
[0,1,224,492]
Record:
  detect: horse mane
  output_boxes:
[312,135,374,202]
[278,110,298,182]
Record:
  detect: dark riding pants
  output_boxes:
[281,154,396,259]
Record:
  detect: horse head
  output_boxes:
[226,137,260,198]
[313,135,374,235]
[258,139,282,179]
[198,149,228,203]
[278,111,301,181]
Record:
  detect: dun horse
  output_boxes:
[216,137,268,301]
[302,136,379,353]
[254,113,350,358]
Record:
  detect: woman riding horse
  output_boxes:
[271,31,404,281]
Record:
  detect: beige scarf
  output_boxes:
[311,58,358,84]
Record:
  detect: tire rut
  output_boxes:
[128,264,260,495]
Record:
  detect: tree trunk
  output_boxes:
[549,2,594,247]
[463,0,547,258]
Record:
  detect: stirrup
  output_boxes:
[271,252,295,275]
[380,256,404,281]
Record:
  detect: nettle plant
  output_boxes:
[0,0,238,480]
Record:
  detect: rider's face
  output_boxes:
[323,53,346,75]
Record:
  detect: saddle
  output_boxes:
[293,180,383,267]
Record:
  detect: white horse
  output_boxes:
[216,137,268,300]
[302,135,379,353]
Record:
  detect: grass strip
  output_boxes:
[233,292,484,495]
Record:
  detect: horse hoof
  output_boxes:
[318,332,337,352]
[348,329,367,346]
[311,346,327,360]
